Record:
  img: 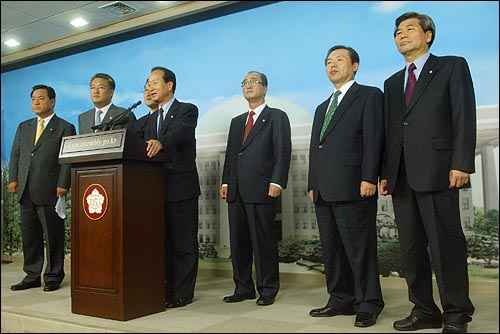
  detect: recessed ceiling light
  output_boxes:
[70,18,88,27]
[4,39,20,47]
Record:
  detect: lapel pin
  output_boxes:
[429,70,433,74]
[262,119,266,122]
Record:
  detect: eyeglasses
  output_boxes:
[241,80,263,88]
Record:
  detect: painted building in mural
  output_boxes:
[195,96,475,255]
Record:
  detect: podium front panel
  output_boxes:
[70,161,165,320]
[75,167,120,293]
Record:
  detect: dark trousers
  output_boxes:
[19,193,65,284]
[392,161,475,323]
[164,198,199,301]
[315,195,384,315]
[228,192,279,298]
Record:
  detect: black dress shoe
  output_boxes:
[256,296,275,306]
[442,322,468,333]
[355,312,377,327]
[223,292,256,303]
[43,281,60,292]
[10,280,41,291]
[309,305,356,317]
[393,314,442,331]
[166,298,193,308]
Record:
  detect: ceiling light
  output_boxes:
[70,18,88,27]
[4,39,20,47]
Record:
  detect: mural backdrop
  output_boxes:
[1,2,499,276]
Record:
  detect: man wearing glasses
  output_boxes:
[133,80,159,138]
[220,71,291,306]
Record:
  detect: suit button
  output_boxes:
[31,153,34,156]
[403,122,408,126]
[238,153,242,156]
[318,145,323,149]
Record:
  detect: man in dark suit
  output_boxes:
[307,46,385,328]
[141,66,201,309]
[8,84,76,292]
[380,12,476,333]
[78,73,136,134]
[132,79,158,138]
[220,71,291,306]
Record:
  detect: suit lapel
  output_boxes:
[29,118,37,147]
[234,113,247,146]
[320,84,359,142]
[160,99,178,134]
[393,70,406,112]
[406,55,438,114]
[102,104,119,123]
[314,99,329,142]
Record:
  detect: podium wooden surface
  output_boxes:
[59,129,167,321]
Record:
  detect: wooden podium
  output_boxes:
[59,129,167,320]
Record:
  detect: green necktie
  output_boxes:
[320,90,341,140]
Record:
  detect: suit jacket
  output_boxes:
[132,112,154,138]
[308,83,384,202]
[9,115,77,205]
[222,105,292,203]
[78,103,136,134]
[382,54,476,193]
[144,99,201,203]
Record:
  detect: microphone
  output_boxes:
[91,101,142,131]
[128,100,142,110]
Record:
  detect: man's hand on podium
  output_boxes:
[146,139,163,158]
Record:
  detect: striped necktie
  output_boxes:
[320,90,341,140]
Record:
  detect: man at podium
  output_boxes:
[141,66,201,309]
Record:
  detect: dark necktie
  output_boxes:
[242,110,255,143]
[405,63,416,106]
[157,107,164,136]
[320,90,341,140]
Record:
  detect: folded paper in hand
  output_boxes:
[55,195,66,219]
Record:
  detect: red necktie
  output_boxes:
[242,110,255,143]
[405,63,416,106]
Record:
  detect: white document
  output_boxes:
[55,195,66,219]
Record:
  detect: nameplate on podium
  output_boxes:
[59,128,168,164]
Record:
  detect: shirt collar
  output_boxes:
[248,102,266,120]
[95,102,112,115]
[38,112,55,125]
[331,80,355,104]
[405,52,430,80]
[159,96,175,113]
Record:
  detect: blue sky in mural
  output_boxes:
[1,1,499,204]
